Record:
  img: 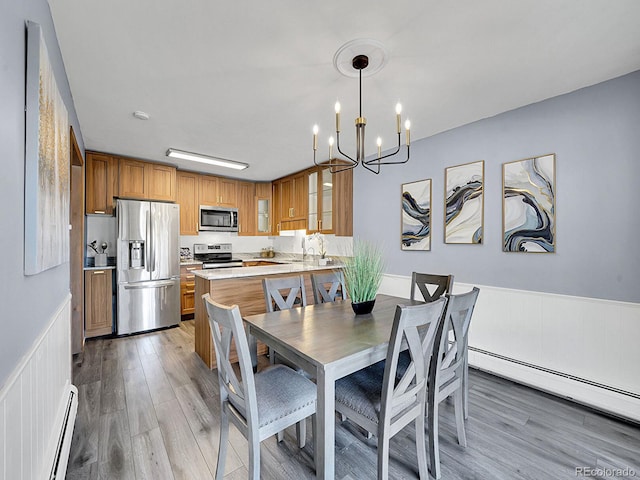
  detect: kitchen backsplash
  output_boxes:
[85,215,117,259]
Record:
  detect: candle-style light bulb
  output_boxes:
[377,137,383,158]
[313,124,319,151]
[335,101,341,132]
[404,119,411,146]
[329,136,334,159]
[396,102,402,133]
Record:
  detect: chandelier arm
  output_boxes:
[367,145,410,166]
[329,163,358,174]
[361,160,381,175]
[335,131,358,165]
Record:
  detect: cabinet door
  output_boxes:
[237,181,255,235]
[118,159,147,199]
[291,173,307,220]
[145,163,176,201]
[199,175,219,206]
[279,177,293,219]
[272,180,282,233]
[320,167,333,233]
[176,171,199,235]
[85,269,113,337]
[218,178,238,207]
[333,164,353,236]
[255,182,272,235]
[308,170,319,232]
[86,152,118,214]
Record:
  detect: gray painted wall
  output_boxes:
[0,0,83,386]
[354,70,640,303]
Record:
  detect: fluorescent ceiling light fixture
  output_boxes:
[166,148,249,170]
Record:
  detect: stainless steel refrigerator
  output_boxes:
[116,199,180,335]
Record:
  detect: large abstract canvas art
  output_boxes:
[444,160,484,244]
[502,154,556,253]
[401,179,431,251]
[24,21,70,274]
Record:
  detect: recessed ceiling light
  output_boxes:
[166,148,249,171]
[133,110,150,120]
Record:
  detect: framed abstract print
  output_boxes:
[444,160,484,244]
[401,179,431,251]
[502,154,556,253]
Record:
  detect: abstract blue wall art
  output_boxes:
[445,160,484,244]
[503,154,556,253]
[401,178,431,251]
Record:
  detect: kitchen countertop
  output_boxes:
[194,260,342,280]
[180,259,203,266]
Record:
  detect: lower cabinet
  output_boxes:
[180,264,200,316]
[85,269,114,338]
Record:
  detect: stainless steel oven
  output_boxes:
[199,206,238,232]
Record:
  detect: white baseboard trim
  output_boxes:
[379,274,640,423]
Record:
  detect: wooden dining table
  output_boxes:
[243,294,421,480]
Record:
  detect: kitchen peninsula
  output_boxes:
[194,261,343,369]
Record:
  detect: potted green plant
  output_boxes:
[343,239,384,314]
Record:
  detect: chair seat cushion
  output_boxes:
[335,366,385,424]
[230,364,317,428]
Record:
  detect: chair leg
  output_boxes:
[296,419,307,448]
[428,397,441,479]
[454,389,467,448]
[276,430,284,442]
[215,408,229,480]
[340,413,347,422]
[463,357,469,419]
[268,347,275,365]
[416,412,428,480]
[248,432,260,480]
[377,429,390,480]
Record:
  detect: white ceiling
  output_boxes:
[49,0,640,181]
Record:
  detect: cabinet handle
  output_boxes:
[319,219,322,230]
[185,275,195,279]
[277,223,281,232]
[94,210,105,214]
[185,289,195,294]
[93,270,105,274]
[186,267,196,271]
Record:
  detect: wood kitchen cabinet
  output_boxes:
[180,264,199,316]
[255,182,272,235]
[308,163,353,236]
[274,172,307,232]
[85,152,118,215]
[236,181,255,235]
[119,158,177,202]
[176,171,199,235]
[85,269,114,338]
[199,175,237,207]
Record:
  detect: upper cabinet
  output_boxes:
[86,152,118,215]
[274,172,307,232]
[236,181,256,236]
[176,171,199,235]
[308,164,353,236]
[199,175,237,207]
[255,182,272,236]
[118,158,176,202]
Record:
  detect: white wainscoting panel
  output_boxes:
[0,295,72,480]
[379,274,640,422]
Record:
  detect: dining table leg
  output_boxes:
[315,367,334,480]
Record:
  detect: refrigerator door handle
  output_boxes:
[124,280,176,289]
[146,210,151,273]
[150,208,156,272]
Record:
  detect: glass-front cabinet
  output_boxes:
[255,182,272,235]
[308,167,333,233]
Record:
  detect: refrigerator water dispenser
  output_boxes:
[129,240,145,269]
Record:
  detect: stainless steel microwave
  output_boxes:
[199,206,238,232]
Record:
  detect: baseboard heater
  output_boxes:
[49,385,79,480]
[469,346,640,401]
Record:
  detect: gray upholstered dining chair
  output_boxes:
[311,270,347,303]
[203,294,317,480]
[410,272,454,303]
[334,298,449,480]
[427,287,480,479]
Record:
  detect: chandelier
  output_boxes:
[312,42,411,174]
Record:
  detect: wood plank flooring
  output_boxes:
[67,320,640,479]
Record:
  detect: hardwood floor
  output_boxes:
[67,320,640,479]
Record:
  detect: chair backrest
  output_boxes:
[311,270,347,303]
[410,272,454,303]
[433,287,480,387]
[379,297,448,431]
[262,275,308,312]
[203,294,258,426]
